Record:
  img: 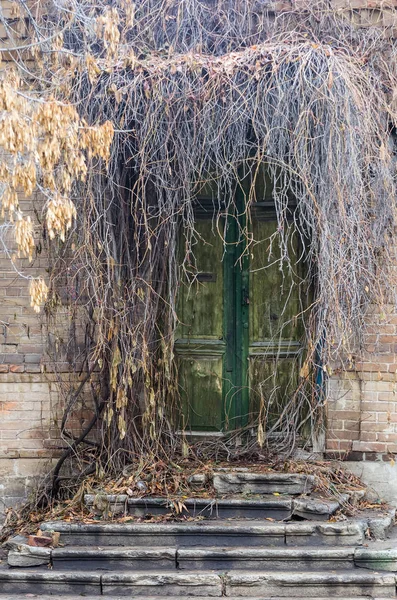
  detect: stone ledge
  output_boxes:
[101,572,223,597]
[225,570,396,598]
[7,538,397,573]
[325,450,397,462]
[0,451,62,459]
[84,492,346,522]
[38,518,377,547]
[0,597,388,600]
[212,472,316,495]
[0,571,101,596]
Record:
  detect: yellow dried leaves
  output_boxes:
[123,1,136,29]
[46,197,77,242]
[0,70,115,313]
[81,121,114,163]
[86,53,101,84]
[0,111,33,154]
[116,388,128,409]
[36,100,79,136]
[0,78,19,112]
[257,422,265,448]
[95,8,120,59]
[12,161,36,196]
[15,214,35,260]
[29,277,48,313]
[118,413,127,440]
[1,186,18,218]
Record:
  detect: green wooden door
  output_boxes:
[175,186,305,433]
[248,201,304,430]
[176,207,226,431]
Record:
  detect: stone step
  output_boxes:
[8,544,177,570]
[0,568,394,597]
[0,569,102,596]
[177,546,356,571]
[212,471,316,495]
[0,597,393,600]
[85,495,292,520]
[8,542,397,572]
[51,546,176,570]
[179,546,397,572]
[41,517,391,547]
[84,493,345,521]
[225,570,396,598]
[355,547,397,572]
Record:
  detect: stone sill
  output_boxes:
[0,450,63,459]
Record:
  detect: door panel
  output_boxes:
[177,219,224,339]
[178,354,224,431]
[250,216,301,342]
[175,211,225,431]
[249,353,300,428]
[248,203,304,428]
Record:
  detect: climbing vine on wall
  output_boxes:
[0,0,396,494]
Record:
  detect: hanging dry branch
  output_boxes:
[0,0,396,493]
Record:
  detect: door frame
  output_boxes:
[223,182,250,431]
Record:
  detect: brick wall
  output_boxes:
[326,306,397,462]
[0,191,61,522]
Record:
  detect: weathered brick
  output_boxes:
[25,365,42,373]
[377,432,397,442]
[3,354,23,364]
[9,364,24,373]
[379,335,396,343]
[356,362,390,372]
[343,420,360,431]
[15,458,55,477]
[23,354,42,364]
[353,441,388,452]
[326,440,353,450]
[377,412,393,423]
[0,458,15,478]
[361,421,392,432]
[330,410,361,420]
[328,429,360,441]
[386,444,397,453]
[2,477,27,497]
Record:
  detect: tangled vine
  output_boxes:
[0,0,396,494]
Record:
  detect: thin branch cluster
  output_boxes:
[0,0,396,486]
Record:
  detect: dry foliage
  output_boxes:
[0,456,370,543]
[0,1,396,497]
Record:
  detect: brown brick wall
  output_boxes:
[0,191,66,522]
[326,304,397,459]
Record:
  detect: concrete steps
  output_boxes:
[0,597,394,600]
[2,470,397,597]
[85,493,346,521]
[8,541,397,572]
[210,471,316,495]
[177,546,375,571]
[49,545,360,572]
[38,514,395,547]
[85,495,293,520]
[85,470,366,522]
[224,570,397,597]
[0,568,395,597]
